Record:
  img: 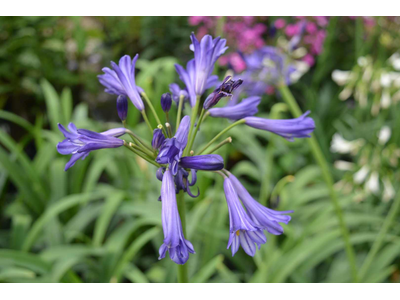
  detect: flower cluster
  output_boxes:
[331,127,399,202]
[57,33,315,265]
[332,54,400,115]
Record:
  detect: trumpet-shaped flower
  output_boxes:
[98,54,144,111]
[159,169,195,264]
[175,33,228,106]
[57,123,125,171]
[180,154,224,171]
[244,111,315,141]
[224,177,266,256]
[229,174,293,235]
[208,96,261,120]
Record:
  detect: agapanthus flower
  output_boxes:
[169,83,189,104]
[203,76,243,110]
[244,111,315,141]
[224,177,266,257]
[175,33,228,106]
[159,169,195,264]
[57,123,126,171]
[152,128,166,150]
[161,93,172,112]
[156,116,190,174]
[228,174,293,235]
[98,54,145,111]
[208,96,261,120]
[179,154,224,171]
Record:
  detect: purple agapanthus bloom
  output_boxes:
[156,116,190,175]
[152,128,166,150]
[203,76,243,110]
[244,111,315,141]
[175,33,228,107]
[180,154,224,171]
[159,169,195,264]
[229,173,293,235]
[169,83,189,104]
[238,47,297,95]
[98,54,145,111]
[161,93,172,112]
[224,177,266,257]
[208,96,261,120]
[57,123,126,171]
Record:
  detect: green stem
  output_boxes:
[204,137,232,155]
[141,92,162,126]
[126,130,153,152]
[197,119,245,155]
[124,142,160,168]
[358,191,400,282]
[141,110,154,134]
[184,97,201,156]
[186,108,206,154]
[176,191,189,283]
[278,84,358,283]
[176,95,185,130]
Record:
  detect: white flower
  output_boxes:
[332,70,353,86]
[389,52,400,71]
[354,165,370,184]
[383,177,395,202]
[334,160,355,171]
[378,126,391,145]
[358,56,368,67]
[365,171,379,195]
[380,72,392,88]
[330,133,364,155]
[290,61,309,83]
[380,90,391,109]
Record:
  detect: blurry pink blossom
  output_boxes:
[274,18,286,29]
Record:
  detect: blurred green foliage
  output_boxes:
[0,16,399,283]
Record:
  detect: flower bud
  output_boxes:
[161,93,172,112]
[152,128,166,150]
[203,76,243,110]
[116,95,128,121]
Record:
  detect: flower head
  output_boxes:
[57,123,125,171]
[244,111,315,141]
[159,169,195,264]
[98,54,144,111]
[224,177,266,257]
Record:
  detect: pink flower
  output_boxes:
[306,22,318,34]
[274,18,286,29]
[302,54,315,66]
[285,24,300,37]
[230,53,246,73]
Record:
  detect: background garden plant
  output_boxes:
[0,16,399,283]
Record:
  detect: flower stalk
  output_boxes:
[204,137,232,155]
[278,83,358,282]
